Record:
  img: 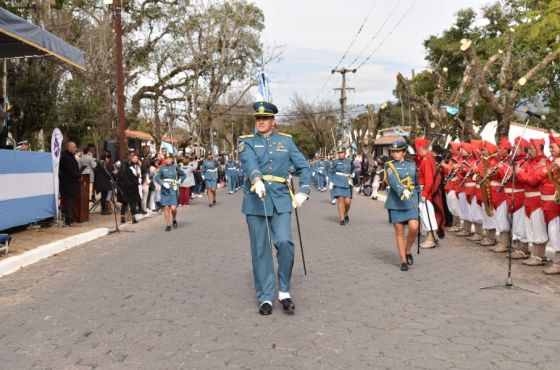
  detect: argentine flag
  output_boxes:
[256,72,273,102]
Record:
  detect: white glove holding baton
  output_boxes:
[329,182,334,190]
[292,192,308,208]
[401,189,412,200]
[253,179,266,199]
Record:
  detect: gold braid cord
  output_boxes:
[480,156,494,216]
[549,162,560,204]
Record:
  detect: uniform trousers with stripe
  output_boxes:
[246,211,294,304]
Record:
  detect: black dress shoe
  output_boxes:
[173,220,177,228]
[213,200,216,205]
[132,217,138,224]
[400,263,408,271]
[259,302,273,315]
[344,215,349,224]
[406,254,413,265]
[208,204,213,208]
[165,225,171,232]
[339,220,345,225]
[280,298,295,315]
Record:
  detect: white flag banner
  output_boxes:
[256,72,272,102]
[51,128,63,218]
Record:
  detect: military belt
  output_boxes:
[335,172,351,177]
[250,175,296,203]
[541,194,556,201]
[525,191,540,197]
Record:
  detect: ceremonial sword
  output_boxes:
[289,175,307,275]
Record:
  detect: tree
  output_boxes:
[287,95,338,155]
[461,30,560,137]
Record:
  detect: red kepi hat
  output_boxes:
[414,137,430,153]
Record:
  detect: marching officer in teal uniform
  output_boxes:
[201,151,219,207]
[309,160,316,188]
[236,161,243,191]
[329,146,354,225]
[154,153,186,231]
[225,158,237,194]
[239,101,311,316]
[384,140,420,271]
[316,157,327,191]
[326,150,337,204]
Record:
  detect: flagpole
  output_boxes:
[2,59,6,110]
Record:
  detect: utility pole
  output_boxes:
[332,67,356,148]
[113,0,127,160]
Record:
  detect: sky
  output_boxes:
[250,0,492,111]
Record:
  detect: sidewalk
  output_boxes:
[0,193,210,277]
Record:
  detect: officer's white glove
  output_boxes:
[253,179,266,199]
[329,182,334,190]
[163,182,170,189]
[292,192,309,208]
[312,172,315,176]
[401,189,412,200]
[201,175,205,180]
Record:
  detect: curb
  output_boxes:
[0,227,108,277]
[0,211,158,278]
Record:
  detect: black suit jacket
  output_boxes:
[59,150,82,198]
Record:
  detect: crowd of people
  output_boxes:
[57,142,245,229]
[379,132,560,274]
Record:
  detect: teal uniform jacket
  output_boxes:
[154,164,186,206]
[201,159,219,188]
[331,158,353,188]
[384,159,421,223]
[239,131,311,216]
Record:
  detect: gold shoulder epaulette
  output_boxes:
[239,134,254,139]
[277,132,292,137]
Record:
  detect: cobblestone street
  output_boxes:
[1,189,560,369]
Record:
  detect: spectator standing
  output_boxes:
[353,154,362,187]
[80,147,97,202]
[59,142,84,226]
[148,158,161,211]
[140,157,151,214]
[117,153,141,224]
[94,152,114,215]
[179,157,196,205]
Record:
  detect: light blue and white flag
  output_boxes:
[256,72,273,102]
[441,105,460,116]
[51,128,63,219]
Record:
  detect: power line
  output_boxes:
[312,1,379,105]
[332,0,379,71]
[355,0,416,70]
[347,0,405,68]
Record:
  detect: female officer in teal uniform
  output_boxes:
[201,151,219,207]
[329,147,354,225]
[155,153,186,231]
[384,140,420,271]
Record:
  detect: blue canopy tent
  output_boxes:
[0,7,85,69]
[0,8,85,230]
